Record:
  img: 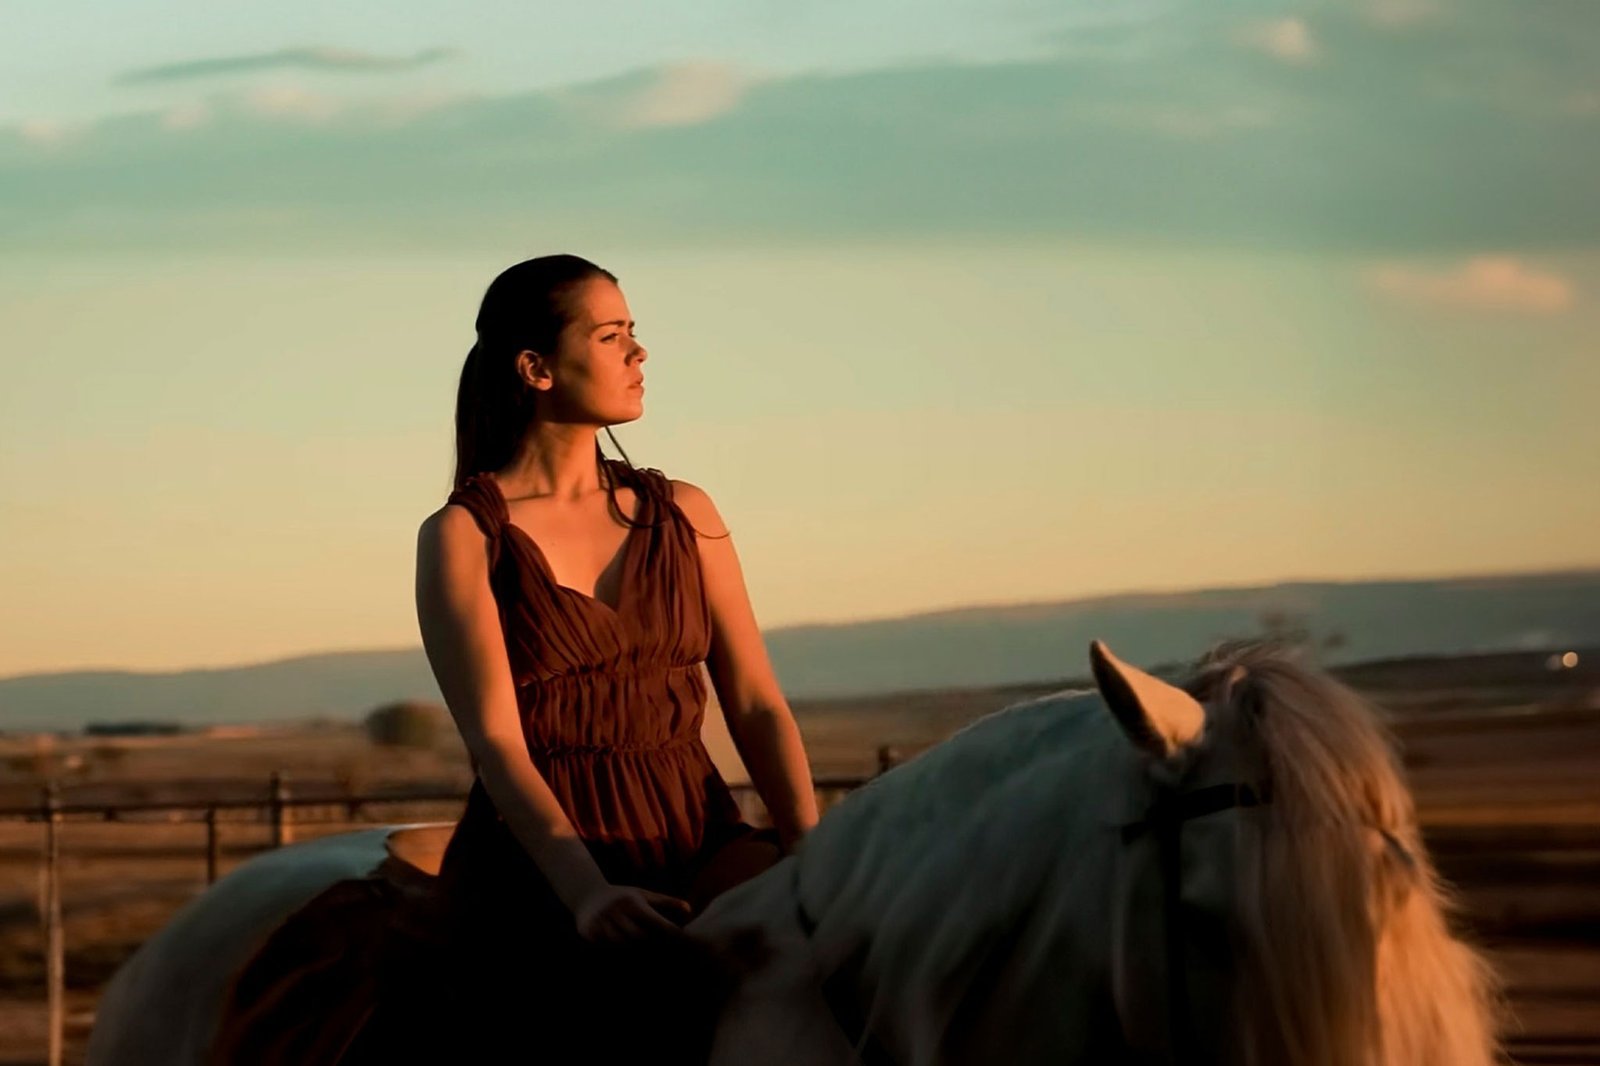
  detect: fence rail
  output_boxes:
[0,774,883,822]
[5,752,900,1066]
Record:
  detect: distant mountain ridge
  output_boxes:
[2,569,1596,731]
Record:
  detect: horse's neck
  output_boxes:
[794,691,1120,916]
[779,692,1133,1057]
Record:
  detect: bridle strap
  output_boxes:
[1121,780,1272,1066]
[1119,782,1271,846]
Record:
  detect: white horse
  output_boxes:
[87,640,1498,1065]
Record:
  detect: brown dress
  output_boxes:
[208,460,779,1065]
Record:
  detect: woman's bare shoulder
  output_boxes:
[667,478,730,538]
[416,503,488,556]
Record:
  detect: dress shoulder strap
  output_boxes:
[611,461,684,530]
[445,473,509,540]
[622,462,665,501]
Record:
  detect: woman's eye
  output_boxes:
[601,333,618,342]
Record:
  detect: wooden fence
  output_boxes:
[0,752,898,1066]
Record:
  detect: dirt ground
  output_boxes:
[0,648,1595,1064]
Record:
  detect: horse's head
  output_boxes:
[702,638,1498,1066]
[1092,638,1499,1066]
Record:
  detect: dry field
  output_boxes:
[0,649,1595,1064]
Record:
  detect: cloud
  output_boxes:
[366,89,473,127]
[1566,91,1600,117]
[160,102,213,132]
[5,5,1599,257]
[1360,0,1440,29]
[1236,17,1318,65]
[16,119,77,146]
[115,46,458,86]
[559,62,754,130]
[1367,256,1576,313]
[1085,101,1277,141]
[155,85,465,131]
[623,62,752,128]
[241,86,344,123]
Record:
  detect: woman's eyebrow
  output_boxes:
[591,319,634,331]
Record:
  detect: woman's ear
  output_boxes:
[516,349,553,391]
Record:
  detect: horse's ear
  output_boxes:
[1089,640,1206,757]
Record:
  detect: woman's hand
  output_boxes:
[572,883,692,943]
[778,827,809,857]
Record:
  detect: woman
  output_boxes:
[421,254,818,935]
[211,255,819,1064]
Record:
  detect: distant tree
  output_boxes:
[1254,609,1347,659]
[363,700,449,749]
[84,721,184,737]
[1257,608,1312,647]
[1147,661,1185,680]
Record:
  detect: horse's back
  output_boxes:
[86,828,394,1066]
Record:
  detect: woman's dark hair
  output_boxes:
[454,254,652,524]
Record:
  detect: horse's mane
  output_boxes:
[1188,641,1500,1066]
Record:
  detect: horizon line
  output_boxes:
[5,559,1596,683]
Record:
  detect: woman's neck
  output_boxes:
[502,429,607,501]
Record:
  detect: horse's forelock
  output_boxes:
[1197,643,1499,1066]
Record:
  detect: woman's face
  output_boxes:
[522,276,647,426]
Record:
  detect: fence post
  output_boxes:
[343,774,362,822]
[41,780,64,1066]
[269,772,292,847]
[205,806,220,884]
[876,745,898,776]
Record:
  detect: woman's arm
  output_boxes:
[671,480,820,852]
[414,505,686,938]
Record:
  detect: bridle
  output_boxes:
[1117,778,1273,1066]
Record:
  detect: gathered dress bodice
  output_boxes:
[441,460,744,890]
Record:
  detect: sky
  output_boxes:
[1,0,1597,677]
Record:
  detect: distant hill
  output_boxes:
[1,569,1596,731]
[0,649,438,733]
